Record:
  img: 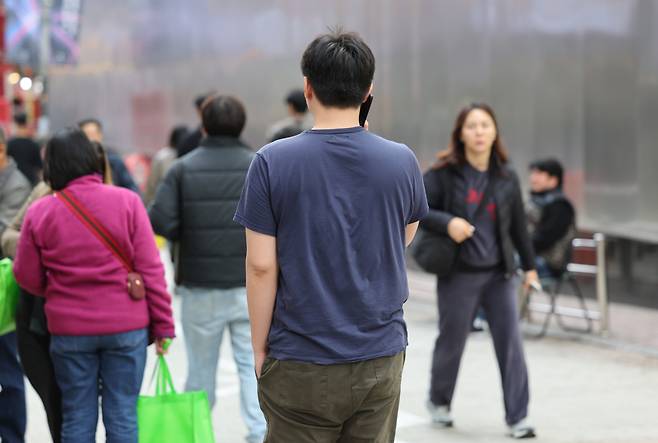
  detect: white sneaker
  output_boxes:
[508,418,536,439]
[426,400,453,427]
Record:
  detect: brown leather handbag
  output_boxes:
[56,190,146,300]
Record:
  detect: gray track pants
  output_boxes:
[429,270,529,425]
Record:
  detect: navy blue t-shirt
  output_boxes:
[234,126,428,364]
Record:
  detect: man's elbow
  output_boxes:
[246,259,277,278]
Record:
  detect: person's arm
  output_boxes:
[405,151,429,247]
[109,153,141,195]
[532,200,574,253]
[508,173,539,288]
[13,212,47,296]
[418,170,450,233]
[405,221,419,247]
[232,153,279,375]
[245,228,278,377]
[144,155,162,205]
[0,177,31,237]
[148,163,182,241]
[131,194,175,348]
[1,182,51,258]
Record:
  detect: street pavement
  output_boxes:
[24,269,658,443]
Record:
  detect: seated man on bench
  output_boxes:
[526,158,576,279]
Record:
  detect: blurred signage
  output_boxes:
[5,0,82,68]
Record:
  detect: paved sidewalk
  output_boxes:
[24,270,658,442]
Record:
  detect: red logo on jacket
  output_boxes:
[466,188,497,220]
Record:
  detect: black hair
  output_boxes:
[286,89,307,114]
[529,158,564,188]
[77,118,103,131]
[269,126,303,143]
[13,112,28,126]
[301,30,375,108]
[201,95,246,137]
[195,91,217,111]
[168,125,189,148]
[43,128,104,190]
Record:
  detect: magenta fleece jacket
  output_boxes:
[13,174,175,339]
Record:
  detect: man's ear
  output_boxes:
[303,77,313,102]
[364,83,373,101]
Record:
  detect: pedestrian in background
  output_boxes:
[13,128,174,443]
[144,125,188,205]
[78,118,141,195]
[265,89,313,142]
[526,158,576,278]
[176,92,216,158]
[422,103,538,439]
[8,112,43,187]
[0,126,31,443]
[149,95,266,443]
[2,141,113,443]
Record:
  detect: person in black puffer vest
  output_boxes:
[149,95,266,443]
[526,158,576,278]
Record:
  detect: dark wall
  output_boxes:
[48,0,658,243]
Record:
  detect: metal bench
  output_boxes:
[521,233,609,338]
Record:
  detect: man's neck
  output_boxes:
[311,106,360,130]
[0,158,9,171]
[15,127,30,138]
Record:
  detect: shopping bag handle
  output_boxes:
[147,355,176,395]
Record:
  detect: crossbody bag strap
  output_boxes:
[55,190,133,272]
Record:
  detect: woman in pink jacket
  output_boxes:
[14,128,175,443]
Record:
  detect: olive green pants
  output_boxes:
[257,351,405,443]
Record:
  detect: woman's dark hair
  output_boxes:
[301,30,375,108]
[90,141,113,185]
[201,95,246,137]
[435,103,509,170]
[43,128,104,190]
[168,125,188,148]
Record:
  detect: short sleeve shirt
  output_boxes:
[234,127,428,364]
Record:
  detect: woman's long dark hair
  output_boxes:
[434,103,509,171]
[91,141,113,185]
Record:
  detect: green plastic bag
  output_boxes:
[0,258,20,336]
[138,355,215,443]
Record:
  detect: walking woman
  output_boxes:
[13,128,175,443]
[2,141,113,443]
[422,103,539,439]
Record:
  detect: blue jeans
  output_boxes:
[535,256,555,279]
[0,332,26,443]
[50,328,147,443]
[180,286,266,443]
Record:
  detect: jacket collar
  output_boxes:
[199,136,250,150]
[64,174,103,188]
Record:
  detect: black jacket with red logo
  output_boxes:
[420,161,535,276]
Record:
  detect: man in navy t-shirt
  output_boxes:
[234,31,428,442]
